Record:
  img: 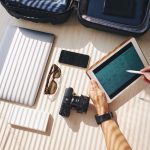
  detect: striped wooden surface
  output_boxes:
[0,4,150,150]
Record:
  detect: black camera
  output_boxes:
[59,87,90,117]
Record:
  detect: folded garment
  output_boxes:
[87,0,148,26]
[9,0,70,13]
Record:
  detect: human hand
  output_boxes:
[89,80,109,115]
[141,66,150,83]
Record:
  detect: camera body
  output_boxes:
[59,87,90,117]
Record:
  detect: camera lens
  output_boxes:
[71,95,89,113]
[80,95,90,113]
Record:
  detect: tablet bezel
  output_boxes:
[87,38,149,103]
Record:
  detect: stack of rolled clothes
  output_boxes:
[9,0,70,13]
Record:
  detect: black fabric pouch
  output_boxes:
[103,0,135,18]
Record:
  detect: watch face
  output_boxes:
[95,112,113,124]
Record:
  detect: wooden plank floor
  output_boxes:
[0,4,150,150]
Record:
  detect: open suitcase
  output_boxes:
[1,0,150,36]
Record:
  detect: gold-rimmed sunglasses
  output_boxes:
[44,64,61,95]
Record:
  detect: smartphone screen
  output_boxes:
[59,50,90,68]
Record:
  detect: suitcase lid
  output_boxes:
[77,0,150,36]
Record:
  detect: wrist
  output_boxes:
[101,119,114,128]
[95,106,109,115]
[95,112,113,125]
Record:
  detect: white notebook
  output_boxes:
[0,26,54,106]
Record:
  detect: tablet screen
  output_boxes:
[93,43,144,99]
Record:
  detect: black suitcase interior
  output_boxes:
[1,0,150,36]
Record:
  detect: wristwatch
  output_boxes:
[95,112,113,125]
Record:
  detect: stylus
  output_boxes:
[126,70,144,75]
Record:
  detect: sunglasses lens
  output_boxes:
[48,80,57,94]
[52,64,61,78]
[53,69,61,78]
[45,64,61,95]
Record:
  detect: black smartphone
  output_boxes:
[59,50,90,68]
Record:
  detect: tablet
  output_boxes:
[87,38,148,103]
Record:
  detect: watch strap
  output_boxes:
[95,112,113,125]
